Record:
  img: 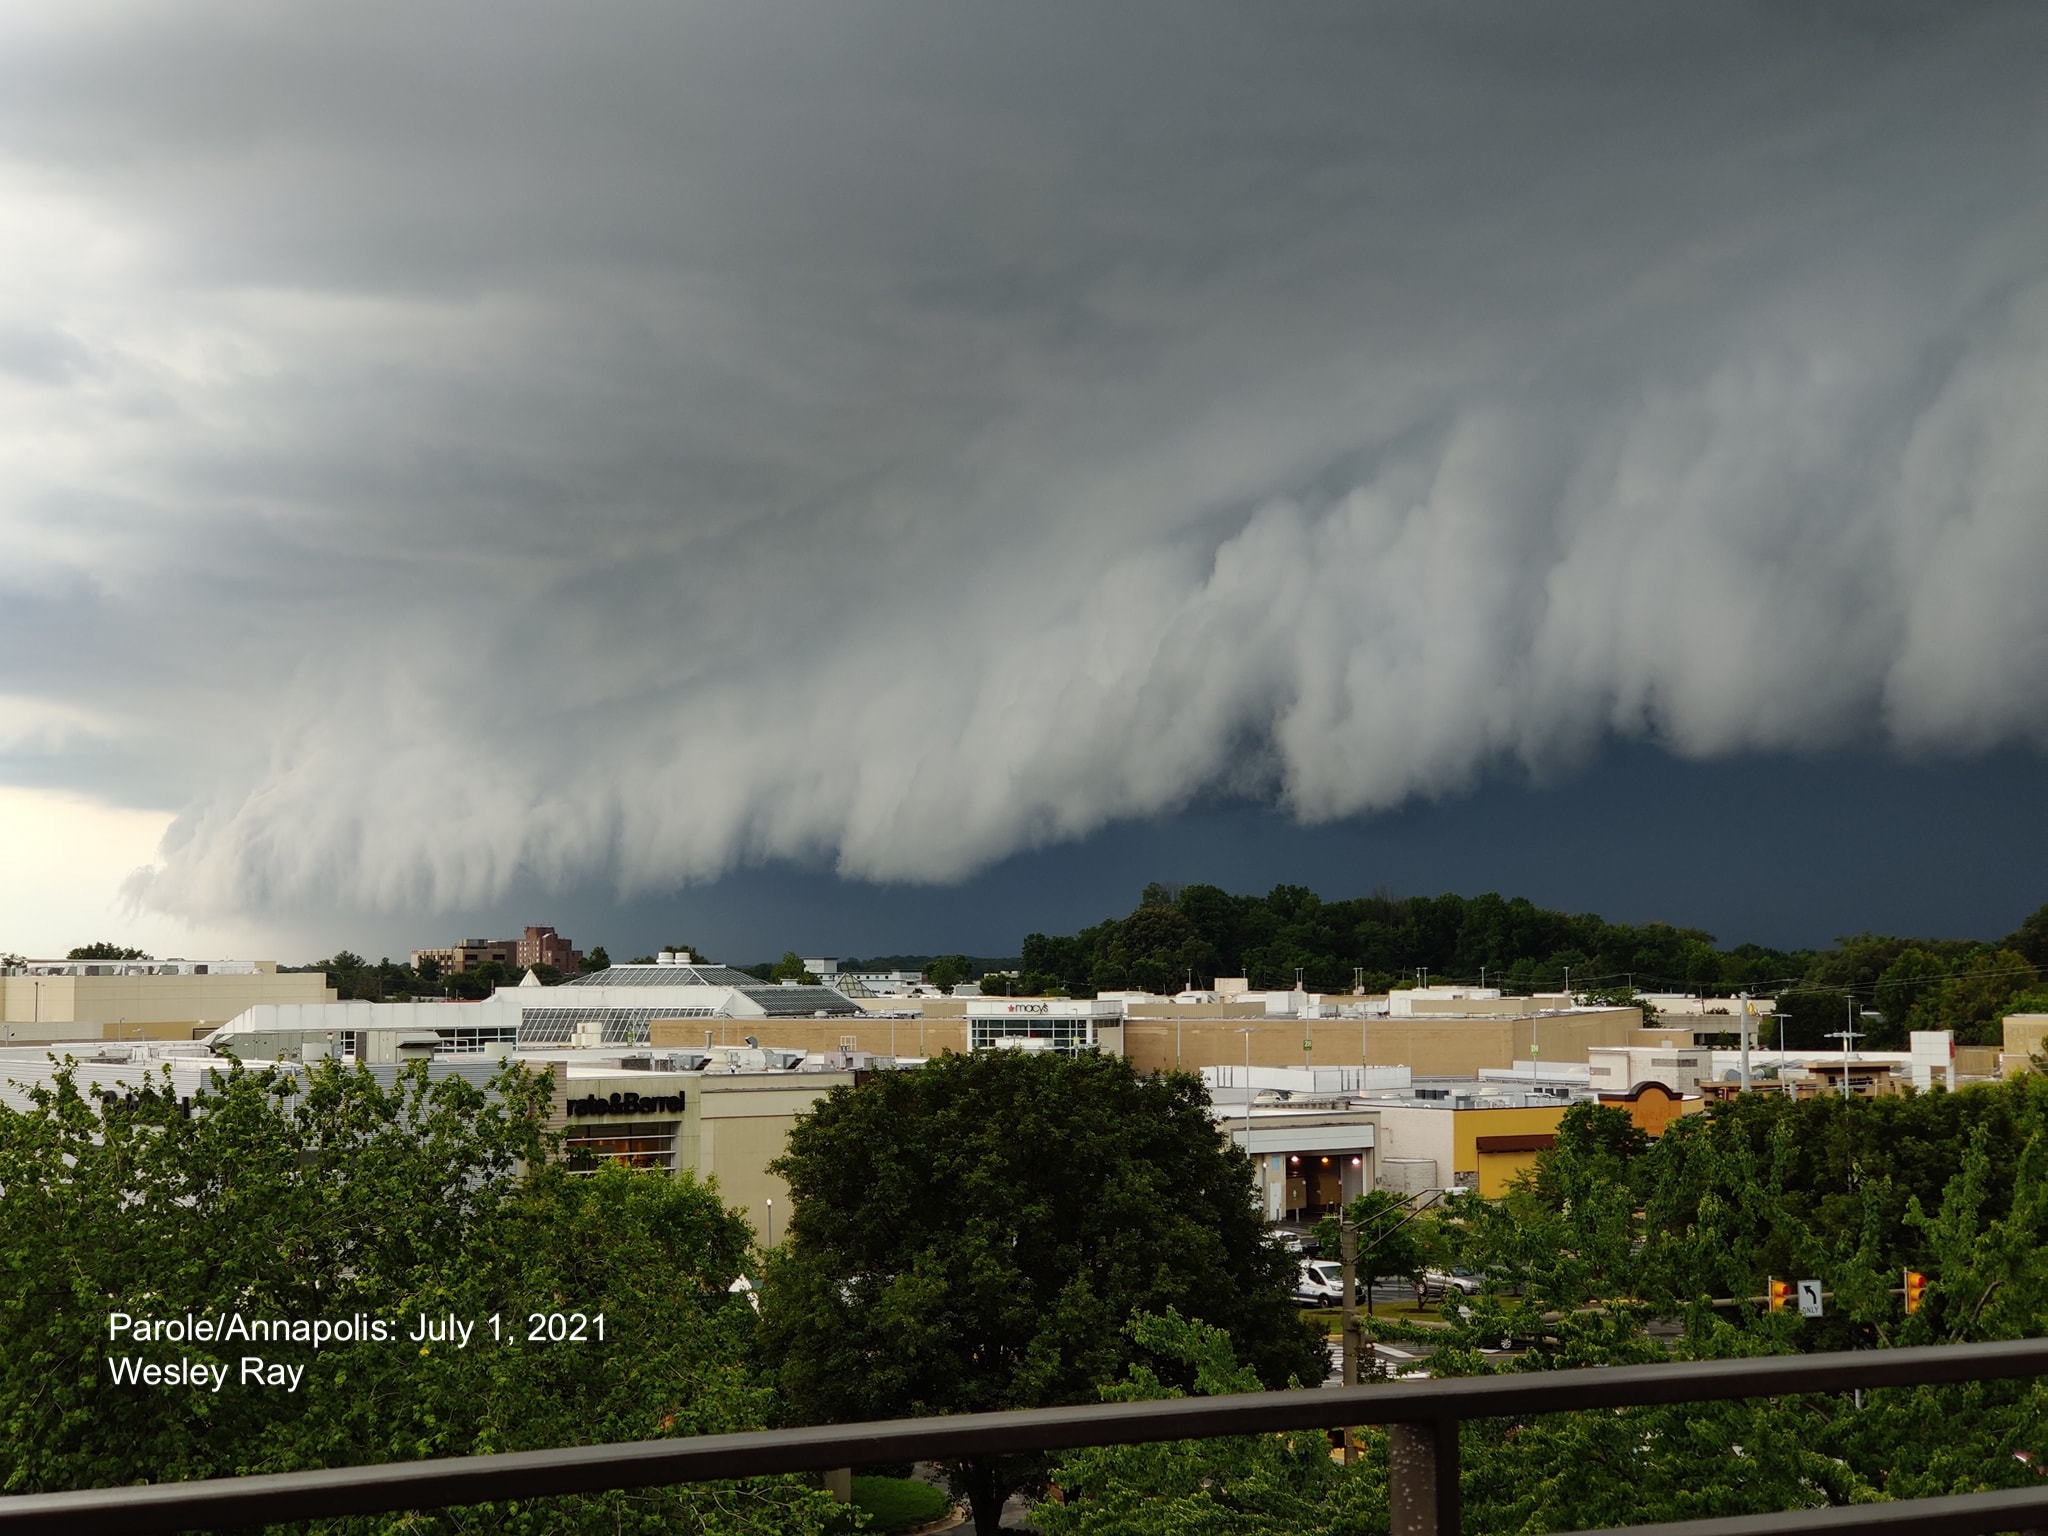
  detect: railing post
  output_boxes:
[1388,1417,1459,1536]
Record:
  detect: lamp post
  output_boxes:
[1739,993,1752,1094]
[1340,1209,1360,1462]
[765,1197,774,1247]
[1236,1025,1257,1211]
[1827,995,1864,1102]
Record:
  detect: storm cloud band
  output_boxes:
[0,2,2041,921]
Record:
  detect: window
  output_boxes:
[970,1016,1098,1054]
[434,1025,520,1055]
[564,1121,679,1173]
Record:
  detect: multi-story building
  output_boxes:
[516,926,583,974]
[409,939,519,974]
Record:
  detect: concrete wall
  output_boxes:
[2,971,336,1038]
[696,1080,853,1244]
[1119,1008,1634,1077]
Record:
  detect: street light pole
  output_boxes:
[1739,993,1752,1094]
[1236,1025,1257,1213]
[1827,996,1864,1102]
[1340,1210,1360,1463]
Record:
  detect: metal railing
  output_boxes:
[3,1338,2047,1535]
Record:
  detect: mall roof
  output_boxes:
[565,964,762,988]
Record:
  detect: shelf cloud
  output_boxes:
[2,2,2044,921]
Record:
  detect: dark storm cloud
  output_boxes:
[0,2,2042,919]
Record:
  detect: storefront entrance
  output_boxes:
[1282,1152,1357,1219]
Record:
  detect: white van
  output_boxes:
[1293,1258,1345,1306]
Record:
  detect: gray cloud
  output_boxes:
[0,1,2043,920]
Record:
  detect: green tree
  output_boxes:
[2004,902,2048,972]
[1910,949,2039,1045]
[1040,1311,1383,1536]
[759,1050,1321,1536]
[771,951,821,984]
[445,958,517,1000]
[1872,947,1949,1049]
[0,1058,832,1535]
[1042,1082,2048,1533]
[922,954,970,992]
[582,945,610,972]
[1313,1190,1427,1315]
[66,942,151,960]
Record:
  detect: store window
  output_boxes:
[564,1120,679,1173]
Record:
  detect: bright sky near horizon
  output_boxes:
[1,786,164,956]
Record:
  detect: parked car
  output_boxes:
[1267,1227,1308,1255]
[1420,1267,1484,1300]
[1293,1258,1345,1306]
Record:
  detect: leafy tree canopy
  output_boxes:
[0,1058,830,1536]
[66,942,151,960]
[770,951,821,984]
[1047,1076,2048,1534]
[759,1049,1322,1535]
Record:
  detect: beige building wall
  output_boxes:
[1956,1045,1999,1078]
[1,970,336,1041]
[549,1071,853,1247]
[2000,1015,2048,1076]
[1121,1008,1635,1077]
[853,997,968,1020]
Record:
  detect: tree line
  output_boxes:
[1015,883,2048,1047]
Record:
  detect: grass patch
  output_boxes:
[850,1475,952,1533]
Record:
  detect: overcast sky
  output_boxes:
[4,2,2045,962]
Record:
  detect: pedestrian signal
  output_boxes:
[1768,1278,1792,1312]
[1904,1270,1927,1314]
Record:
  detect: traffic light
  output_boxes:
[1904,1269,1927,1314]
[1769,1277,1792,1312]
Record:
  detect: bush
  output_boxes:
[851,1476,952,1533]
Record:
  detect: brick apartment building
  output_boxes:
[516,926,583,973]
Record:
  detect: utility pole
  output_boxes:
[1236,1026,1257,1205]
[1826,998,1863,1102]
[1739,992,1752,1094]
[1339,1210,1361,1462]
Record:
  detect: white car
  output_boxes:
[1293,1259,1345,1306]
